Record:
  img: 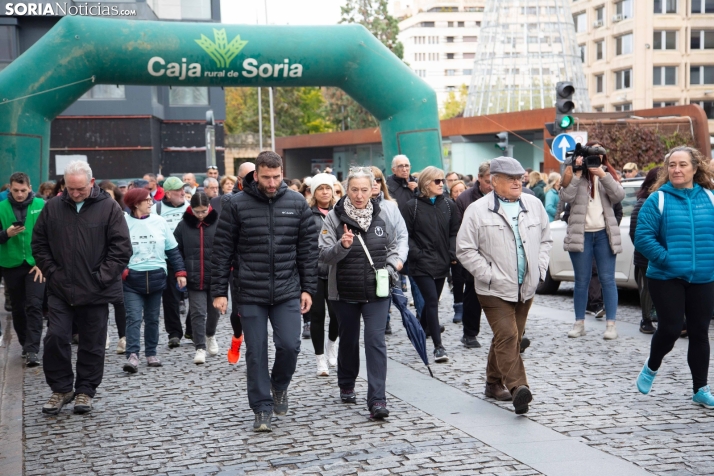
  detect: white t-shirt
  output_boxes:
[151,200,188,233]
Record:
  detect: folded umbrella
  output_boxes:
[391,286,434,378]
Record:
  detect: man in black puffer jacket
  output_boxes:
[211,151,318,432]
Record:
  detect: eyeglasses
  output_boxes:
[624,169,634,173]
[144,198,154,203]
[375,178,383,183]
[395,164,411,170]
[498,175,522,184]
[433,179,444,185]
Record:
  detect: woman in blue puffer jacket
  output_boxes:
[634,146,714,409]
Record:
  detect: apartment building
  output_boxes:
[572,0,714,134]
[395,0,485,108]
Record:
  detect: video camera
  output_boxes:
[564,143,606,172]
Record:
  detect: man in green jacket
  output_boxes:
[0,172,46,367]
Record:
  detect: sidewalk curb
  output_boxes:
[0,313,24,476]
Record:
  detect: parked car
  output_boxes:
[537,179,642,294]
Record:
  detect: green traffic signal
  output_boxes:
[559,115,573,129]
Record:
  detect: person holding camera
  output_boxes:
[561,141,625,340]
[319,167,406,420]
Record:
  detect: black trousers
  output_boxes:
[462,275,482,338]
[229,280,243,338]
[43,295,109,397]
[2,264,45,353]
[451,262,465,304]
[307,278,338,355]
[113,301,126,339]
[586,259,603,312]
[648,278,714,393]
[162,269,191,338]
[413,276,446,348]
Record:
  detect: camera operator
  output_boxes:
[561,141,625,340]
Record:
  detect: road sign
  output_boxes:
[551,133,576,163]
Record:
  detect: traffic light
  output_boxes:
[555,81,575,131]
[495,132,509,151]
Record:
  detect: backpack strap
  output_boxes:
[705,189,714,208]
[155,201,162,215]
[658,191,664,214]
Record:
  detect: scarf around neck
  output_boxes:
[344,197,373,232]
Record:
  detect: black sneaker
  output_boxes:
[184,333,192,341]
[253,411,273,432]
[512,386,533,415]
[168,337,181,348]
[639,319,656,334]
[424,325,445,338]
[340,388,357,404]
[385,322,392,335]
[519,336,531,353]
[26,352,40,367]
[369,402,389,420]
[272,387,288,415]
[21,350,27,359]
[461,335,481,348]
[594,308,605,319]
[434,346,449,363]
[302,322,311,339]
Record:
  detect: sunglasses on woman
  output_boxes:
[375,178,383,183]
[433,179,444,185]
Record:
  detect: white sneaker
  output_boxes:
[325,338,339,367]
[206,336,219,356]
[567,321,586,338]
[105,332,110,350]
[316,354,329,376]
[604,321,618,340]
[194,349,206,365]
[116,337,126,354]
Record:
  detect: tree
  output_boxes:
[440,84,469,120]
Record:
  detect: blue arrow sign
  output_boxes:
[551,133,577,163]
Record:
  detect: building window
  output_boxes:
[0,25,18,70]
[415,69,427,78]
[448,21,454,27]
[79,85,126,100]
[615,69,632,89]
[594,106,604,112]
[615,103,632,111]
[616,33,633,55]
[445,86,457,92]
[169,87,209,106]
[615,0,633,18]
[445,69,456,76]
[463,69,473,75]
[181,0,211,20]
[446,53,455,59]
[690,66,714,85]
[654,0,677,13]
[429,52,438,61]
[579,44,586,63]
[653,66,677,85]
[691,31,714,49]
[574,12,587,33]
[463,36,478,42]
[595,6,604,22]
[458,21,465,27]
[595,74,604,93]
[654,31,677,50]
[596,40,604,60]
[446,36,454,43]
[653,101,678,107]
[691,100,714,119]
[464,7,484,12]
[692,0,714,13]
[463,52,476,59]
[420,21,435,27]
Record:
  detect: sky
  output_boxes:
[219,0,395,26]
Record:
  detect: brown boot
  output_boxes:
[484,382,512,401]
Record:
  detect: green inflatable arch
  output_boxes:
[0,16,442,186]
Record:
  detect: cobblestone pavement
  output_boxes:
[11,282,714,475]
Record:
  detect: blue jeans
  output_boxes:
[569,230,618,321]
[125,289,163,357]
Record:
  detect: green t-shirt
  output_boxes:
[499,199,526,284]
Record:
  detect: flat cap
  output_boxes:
[490,156,525,176]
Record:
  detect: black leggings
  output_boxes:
[648,278,714,393]
[307,278,338,355]
[229,281,243,338]
[413,276,445,348]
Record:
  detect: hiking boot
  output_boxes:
[272,387,288,415]
[484,382,512,401]
[340,388,356,404]
[302,322,311,339]
[73,393,93,414]
[146,356,162,367]
[168,337,181,348]
[567,321,586,338]
[692,386,714,409]
[116,336,126,354]
[639,319,656,334]
[123,353,139,373]
[206,336,219,356]
[42,391,74,415]
[26,352,40,367]
[325,338,338,367]
[461,335,481,348]
[369,402,389,420]
[434,345,449,363]
[520,336,531,353]
[227,334,243,365]
[253,411,273,432]
[316,354,329,376]
[636,360,657,394]
[512,386,532,415]
[452,302,463,323]
[194,349,206,365]
[385,321,392,335]
[603,321,618,340]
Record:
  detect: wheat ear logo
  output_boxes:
[195,29,248,68]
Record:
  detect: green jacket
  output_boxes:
[0,197,44,268]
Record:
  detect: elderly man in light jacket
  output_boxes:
[457,157,552,415]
